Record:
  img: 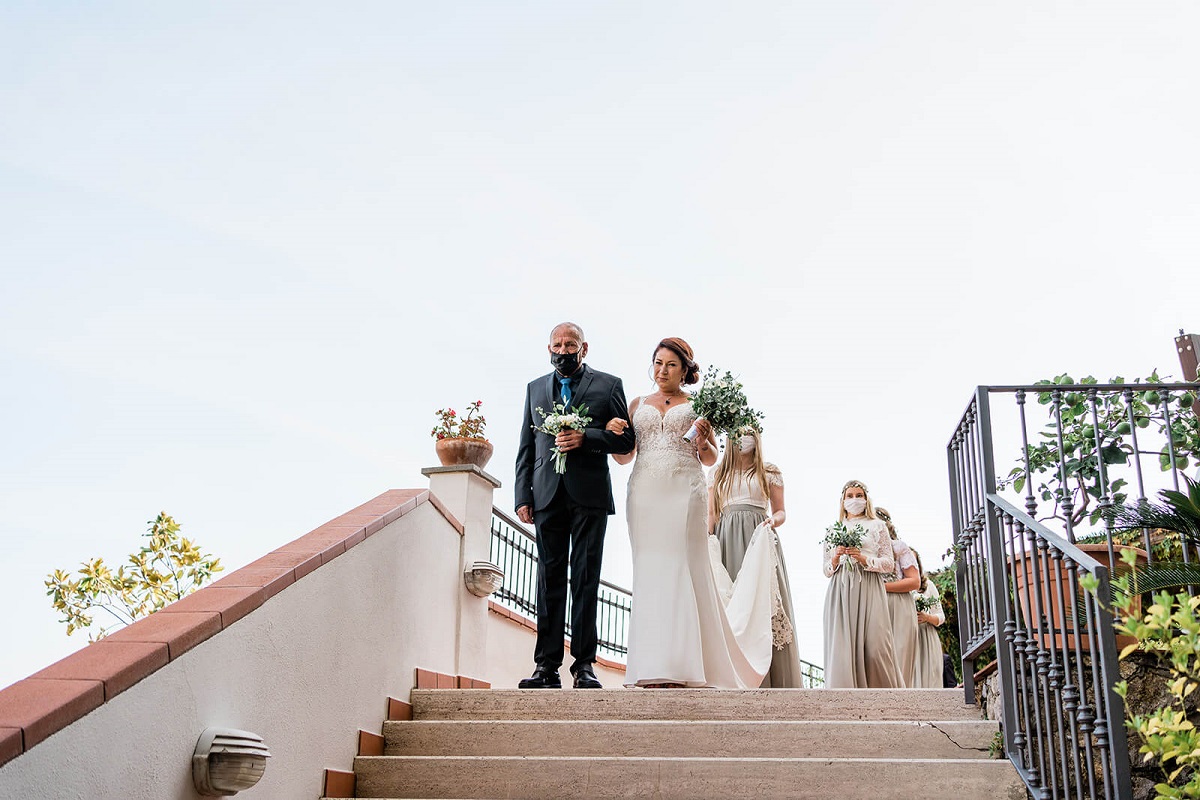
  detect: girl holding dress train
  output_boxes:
[822,480,902,689]
[911,549,947,688]
[877,507,920,688]
[708,427,802,687]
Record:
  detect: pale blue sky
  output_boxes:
[2,2,1198,688]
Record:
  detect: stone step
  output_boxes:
[383,719,999,760]
[411,688,982,721]
[352,755,1027,799]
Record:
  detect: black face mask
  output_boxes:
[550,351,581,375]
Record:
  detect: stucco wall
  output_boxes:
[486,606,627,689]
[0,500,467,800]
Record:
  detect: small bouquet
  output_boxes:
[683,366,765,443]
[533,403,593,474]
[821,520,866,571]
[915,595,937,614]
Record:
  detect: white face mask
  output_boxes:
[739,435,755,453]
[843,497,867,515]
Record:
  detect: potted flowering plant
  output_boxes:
[431,400,492,468]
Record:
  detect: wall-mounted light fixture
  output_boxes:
[192,727,271,796]
[463,560,504,597]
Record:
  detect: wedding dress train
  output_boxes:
[623,400,773,688]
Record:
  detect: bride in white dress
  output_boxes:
[608,337,776,688]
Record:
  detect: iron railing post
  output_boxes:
[948,411,971,703]
[976,389,1021,752]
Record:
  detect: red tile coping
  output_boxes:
[387,697,413,720]
[358,729,385,756]
[414,667,489,690]
[0,728,20,765]
[323,768,355,798]
[488,601,627,674]
[0,486,471,770]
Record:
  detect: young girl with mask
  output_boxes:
[707,427,802,687]
[876,507,920,688]
[910,549,946,688]
[822,480,902,689]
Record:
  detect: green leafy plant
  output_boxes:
[45,512,223,640]
[989,730,1005,759]
[431,400,487,440]
[998,372,1199,529]
[1082,548,1200,798]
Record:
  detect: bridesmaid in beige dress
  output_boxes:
[708,427,802,688]
[877,507,920,688]
[911,549,947,688]
[822,480,902,689]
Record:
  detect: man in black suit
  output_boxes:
[515,322,636,689]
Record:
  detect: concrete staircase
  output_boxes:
[340,688,1027,799]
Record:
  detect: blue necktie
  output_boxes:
[559,376,572,407]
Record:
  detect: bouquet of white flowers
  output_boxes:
[532,403,594,474]
[683,366,765,443]
[915,595,937,614]
[821,520,866,571]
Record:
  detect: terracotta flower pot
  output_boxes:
[1010,543,1146,651]
[434,438,494,469]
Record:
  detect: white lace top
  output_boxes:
[708,467,783,510]
[915,579,945,625]
[629,398,702,480]
[822,517,894,577]
[891,538,918,581]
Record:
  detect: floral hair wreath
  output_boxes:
[842,479,869,494]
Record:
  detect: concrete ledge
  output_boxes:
[382,719,998,760]
[412,688,983,722]
[353,755,1027,799]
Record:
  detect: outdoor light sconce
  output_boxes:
[192,727,271,796]
[464,560,504,597]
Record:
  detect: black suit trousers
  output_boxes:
[533,483,607,671]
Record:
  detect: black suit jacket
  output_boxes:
[515,365,636,514]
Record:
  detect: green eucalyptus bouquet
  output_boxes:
[683,366,765,443]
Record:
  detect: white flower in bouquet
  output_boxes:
[532,403,594,474]
[821,520,867,571]
[683,366,765,443]
[915,595,937,614]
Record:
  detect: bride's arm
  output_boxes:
[694,418,718,467]
[608,398,638,465]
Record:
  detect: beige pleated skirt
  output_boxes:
[823,565,902,689]
[715,504,803,688]
[914,622,945,688]
[887,591,918,689]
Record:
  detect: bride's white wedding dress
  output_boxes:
[623,399,777,688]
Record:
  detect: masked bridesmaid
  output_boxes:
[822,480,902,689]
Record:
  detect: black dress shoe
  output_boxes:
[572,665,602,689]
[518,668,561,689]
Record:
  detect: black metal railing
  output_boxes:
[489,508,632,659]
[489,506,826,684]
[949,383,1200,800]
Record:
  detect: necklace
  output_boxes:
[661,391,686,406]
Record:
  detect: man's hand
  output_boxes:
[517,505,534,525]
[555,429,585,451]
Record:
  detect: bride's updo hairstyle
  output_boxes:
[838,478,880,522]
[655,337,701,385]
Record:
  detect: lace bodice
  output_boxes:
[630,398,702,479]
[822,517,895,577]
[891,538,917,581]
